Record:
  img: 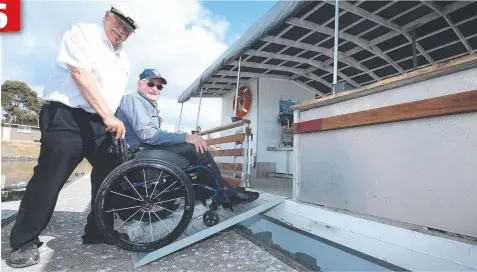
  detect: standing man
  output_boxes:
[8,4,140,268]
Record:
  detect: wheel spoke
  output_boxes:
[106,205,142,213]
[149,171,163,200]
[151,180,178,200]
[154,197,184,205]
[110,190,142,202]
[151,210,171,233]
[143,168,149,198]
[114,208,142,231]
[153,203,183,216]
[123,176,144,201]
[149,212,154,239]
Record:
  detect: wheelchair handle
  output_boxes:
[108,132,130,164]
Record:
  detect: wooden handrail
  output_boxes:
[206,133,245,145]
[292,89,477,134]
[223,176,241,186]
[210,148,244,157]
[198,120,252,187]
[217,163,243,171]
[197,119,250,135]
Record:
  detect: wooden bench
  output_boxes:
[197,119,252,187]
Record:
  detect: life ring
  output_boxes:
[232,87,252,118]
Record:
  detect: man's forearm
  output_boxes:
[69,65,113,119]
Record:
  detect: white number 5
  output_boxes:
[0,4,8,29]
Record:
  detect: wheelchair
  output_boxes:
[93,135,242,253]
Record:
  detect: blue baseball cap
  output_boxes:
[139,69,167,85]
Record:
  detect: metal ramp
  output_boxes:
[131,192,287,268]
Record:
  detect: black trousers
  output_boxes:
[9,102,116,250]
[146,144,237,195]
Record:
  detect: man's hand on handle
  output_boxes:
[185,134,208,153]
[103,115,126,140]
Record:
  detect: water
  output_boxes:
[1,160,92,201]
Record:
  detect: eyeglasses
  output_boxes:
[147,81,163,90]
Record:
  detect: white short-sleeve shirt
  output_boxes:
[42,23,130,114]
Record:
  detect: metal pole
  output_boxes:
[411,27,417,71]
[234,55,242,117]
[292,109,300,200]
[332,0,339,94]
[195,87,203,129]
[177,102,183,132]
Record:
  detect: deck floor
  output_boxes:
[1,175,295,271]
[249,177,293,198]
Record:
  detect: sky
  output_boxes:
[0,0,277,132]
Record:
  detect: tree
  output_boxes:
[1,80,43,126]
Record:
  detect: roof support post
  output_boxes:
[195,87,203,130]
[233,55,242,118]
[177,102,184,132]
[332,0,339,94]
[411,27,417,71]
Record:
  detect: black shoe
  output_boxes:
[8,244,40,268]
[81,231,129,245]
[230,191,259,205]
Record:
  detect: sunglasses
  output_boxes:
[147,81,163,90]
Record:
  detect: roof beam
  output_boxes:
[215,71,290,80]
[245,49,360,87]
[325,0,436,65]
[287,18,405,74]
[263,36,380,81]
[421,1,472,53]
[230,61,308,75]
[203,83,238,89]
[231,60,333,88]
[206,78,249,84]
[292,80,326,97]
[336,1,472,67]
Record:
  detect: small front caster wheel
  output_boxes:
[203,210,220,227]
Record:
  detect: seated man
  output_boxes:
[115,68,258,206]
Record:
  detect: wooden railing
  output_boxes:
[198,119,252,187]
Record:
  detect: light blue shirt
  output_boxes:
[115,91,186,148]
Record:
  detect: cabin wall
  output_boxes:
[219,78,314,175]
[295,67,477,238]
[256,78,314,174]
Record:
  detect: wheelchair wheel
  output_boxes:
[95,158,195,252]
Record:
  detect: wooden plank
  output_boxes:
[217,163,243,171]
[223,176,242,186]
[210,148,244,157]
[291,53,477,111]
[197,119,250,136]
[292,89,477,134]
[206,133,245,145]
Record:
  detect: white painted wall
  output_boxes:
[297,67,477,238]
[218,78,314,173]
[256,78,315,173]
